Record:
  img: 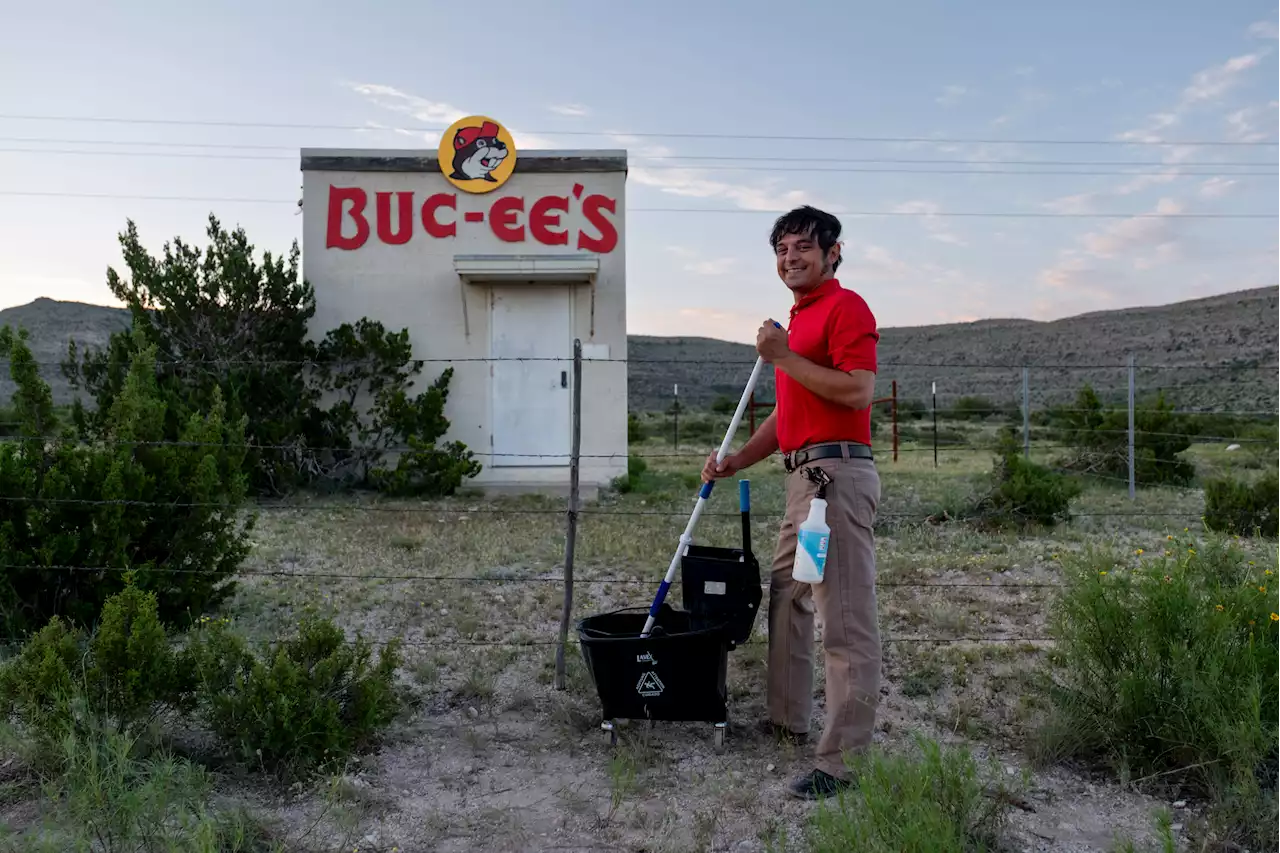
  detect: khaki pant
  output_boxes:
[767,454,881,779]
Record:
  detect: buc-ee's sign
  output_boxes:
[322,114,619,254]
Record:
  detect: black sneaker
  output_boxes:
[787,768,853,800]
[757,719,808,743]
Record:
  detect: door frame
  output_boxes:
[486,283,577,467]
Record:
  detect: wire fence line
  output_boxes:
[7,354,1279,370]
[4,345,1272,665]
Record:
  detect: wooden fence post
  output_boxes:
[555,338,583,690]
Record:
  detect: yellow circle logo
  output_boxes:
[438,115,517,193]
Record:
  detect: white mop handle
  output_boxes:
[640,338,775,638]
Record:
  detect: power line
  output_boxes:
[0,113,1274,147]
[0,190,1274,219]
[1,137,1276,167]
[3,147,1276,178]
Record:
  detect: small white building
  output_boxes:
[299,120,628,497]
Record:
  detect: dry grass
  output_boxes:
[2,432,1270,852]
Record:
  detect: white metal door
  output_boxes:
[490,286,573,467]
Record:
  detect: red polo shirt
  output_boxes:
[774,278,879,453]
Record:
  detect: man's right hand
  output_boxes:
[701,452,740,483]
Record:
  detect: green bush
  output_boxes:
[0,584,190,745]
[1047,385,1195,487]
[1042,535,1278,850]
[1203,472,1278,537]
[966,438,1082,528]
[0,326,253,637]
[61,214,481,499]
[710,394,737,415]
[943,395,1015,422]
[804,734,1012,853]
[612,454,649,494]
[627,412,646,443]
[185,613,404,778]
[3,722,278,853]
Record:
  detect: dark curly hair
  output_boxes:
[768,205,843,272]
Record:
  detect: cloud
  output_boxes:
[1080,198,1183,259]
[1198,176,1238,198]
[840,244,917,282]
[1038,198,1187,290]
[1043,192,1098,214]
[1118,52,1264,142]
[1225,101,1279,142]
[891,200,968,246]
[1181,52,1263,104]
[549,103,590,117]
[1248,19,1278,39]
[936,84,971,106]
[664,246,736,275]
[345,83,560,148]
[618,133,829,212]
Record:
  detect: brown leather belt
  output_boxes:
[782,441,873,473]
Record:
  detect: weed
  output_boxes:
[805,733,1012,852]
[1042,534,1278,850]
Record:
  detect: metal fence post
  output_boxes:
[931,381,938,468]
[1022,366,1030,460]
[891,379,899,463]
[555,338,583,690]
[1127,353,1136,500]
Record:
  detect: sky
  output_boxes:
[0,0,1276,345]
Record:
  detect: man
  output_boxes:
[701,205,882,800]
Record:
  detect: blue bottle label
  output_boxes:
[797,529,829,577]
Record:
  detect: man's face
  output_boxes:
[774,230,838,294]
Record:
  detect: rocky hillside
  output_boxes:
[630,286,1279,414]
[2,287,1276,416]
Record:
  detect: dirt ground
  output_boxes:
[3,438,1268,852]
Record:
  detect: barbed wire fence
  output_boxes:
[1,341,1276,680]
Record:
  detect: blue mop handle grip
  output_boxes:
[739,479,750,512]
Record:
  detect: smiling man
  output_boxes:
[701,205,882,800]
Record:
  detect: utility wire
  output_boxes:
[3,147,1276,178]
[0,113,1274,147]
[1,137,1275,167]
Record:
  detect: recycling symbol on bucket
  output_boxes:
[636,671,665,698]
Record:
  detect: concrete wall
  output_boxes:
[299,148,628,495]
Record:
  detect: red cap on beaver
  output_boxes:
[453,121,501,149]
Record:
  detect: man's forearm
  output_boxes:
[774,354,875,410]
[730,411,779,469]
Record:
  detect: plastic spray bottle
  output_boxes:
[793,467,831,584]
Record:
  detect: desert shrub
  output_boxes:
[61,214,480,499]
[1047,385,1195,487]
[0,585,191,745]
[1042,535,1277,850]
[1203,472,1278,537]
[3,722,277,853]
[964,436,1081,528]
[612,454,650,494]
[185,613,404,778]
[804,734,1012,853]
[898,425,969,447]
[627,411,646,443]
[944,395,1015,422]
[0,326,253,637]
[877,398,927,422]
[710,394,736,414]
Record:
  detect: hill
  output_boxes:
[2,287,1276,416]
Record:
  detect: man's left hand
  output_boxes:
[756,320,790,363]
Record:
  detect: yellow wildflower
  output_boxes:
[1270,613,1278,623]
[1099,571,1108,577]
[1215,604,1224,611]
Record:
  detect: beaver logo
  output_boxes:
[437,115,517,193]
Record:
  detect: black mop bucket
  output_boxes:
[577,480,762,750]
[577,604,731,726]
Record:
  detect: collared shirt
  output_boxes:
[774,278,879,453]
